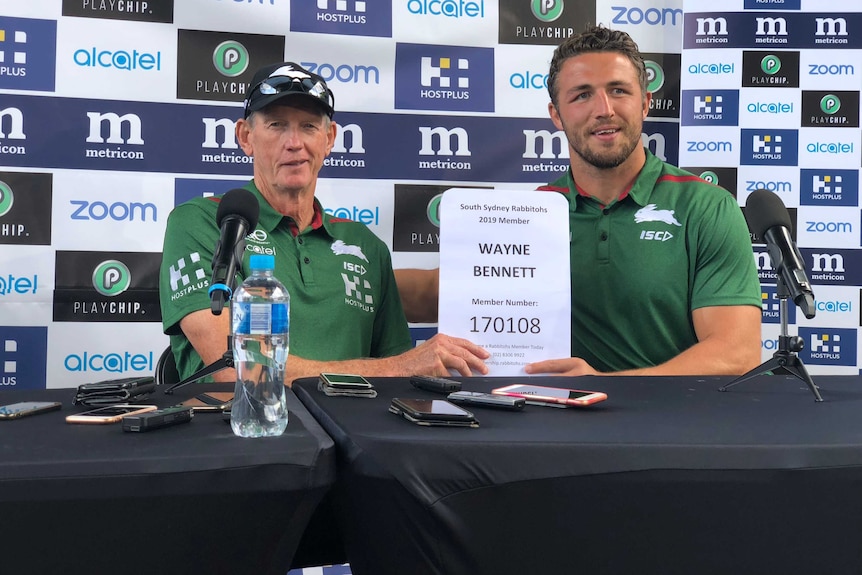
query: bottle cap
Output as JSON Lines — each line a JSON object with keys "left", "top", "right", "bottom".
{"left": 249, "top": 254, "right": 275, "bottom": 271}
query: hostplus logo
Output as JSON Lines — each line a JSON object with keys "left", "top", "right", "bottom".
{"left": 408, "top": 0, "right": 485, "bottom": 18}
{"left": 73, "top": 46, "right": 162, "bottom": 72}
{"left": 684, "top": 91, "right": 739, "bottom": 125}
{"left": 741, "top": 129, "right": 798, "bottom": 166}
{"left": 754, "top": 16, "right": 788, "bottom": 45}
{"left": 0, "top": 106, "right": 26, "bottom": 156}
{"left": 800, "top": 328, "right": 857, "bottom": 366}
{"left": 760, "top": 286, "right": 795, "bottom": 324}
{"left": 169, "top": 252, "right": 208, "bottom": 300}
{"left": 84, "top": 111, "right": 145, "bottom": 162}
{"left": 290, "top": 0, "right": 389, "bottom": 37}
{"left": 0, "top": 327, "right": 47, "bottom": 389}
{"left": 800, "top": 169, "right": 858, "bottom": 206}
{"left": 693, "top": 17, "right": 728, "bottom": 44}
{"left": 0, "top": 17, "right": 56, "bottom": 91}
{"left": 316, "top": 0, "right": 368, "bottom": 23}
{"left": 395, "top": 44, "right": 494, "bottom": 112}
{"left": 340, "top": 267, "right": 375, "bottom": 313}
{"left": 814, "top": 17, "right": 848, "bottom": 45}
{"left": 418, "top": 126, "right": 472, "bottom": 172}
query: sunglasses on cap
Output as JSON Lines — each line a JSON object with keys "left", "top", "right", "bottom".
{"left": 244, "top": 74, "right": 335, "bottom": 118}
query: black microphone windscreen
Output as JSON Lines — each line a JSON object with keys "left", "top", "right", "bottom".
{"left": 745, "top": 188, "right": 792, "bottom": 239}
{"left": 216, "top": 188, "right": 260, "bottom": 229}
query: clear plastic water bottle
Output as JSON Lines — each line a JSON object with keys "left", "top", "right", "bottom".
{"left": 230, "top": 254, "right": 289, "bottom": 438}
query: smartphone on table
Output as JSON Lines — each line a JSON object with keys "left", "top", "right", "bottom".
{"left": 447, "top": 391, "right": 525, "bottom": 411}
{"left": 491, "top": 384, "right": 607, "bottom": 408}
{"left": 179, "top": 392, "right": 234, "bottom": 412}
{"left": 389, "top": 397, "right": 479, "bottom": 427}
{"left": 0, "top": 401, "right": 62, "bottom": 420}
{"left": 65, "top": 404, "right": 158, "bottom": 424}
{"left": 319, "top": 373, "right": 374, "bottom": 390}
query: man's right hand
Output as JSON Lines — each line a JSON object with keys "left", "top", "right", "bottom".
{"left": 394, "top": 333, "right": 489, "bottom": 377}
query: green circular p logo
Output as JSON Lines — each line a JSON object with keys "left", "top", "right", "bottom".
{"left": 531, "top": 0, "right": 563, "bottom": 22}
{"left": 213, "top": 41, "right": 249, "bottom": 77}
{"left": 644, "top": 60, "right": 664, "bottom": 93}
{"left": 761, "top": 55, "right": 781, "bottom": 75}
{"left": 0, "top": 181, "right": 13, "bottom": 217}
{"left": 427, "top": 193, "right": 443, "bottom": 227}
{"left": 93, "top": 260, "right": 131, "bottom": 297}
{"left": 699, "top": 170, "right": 719, "bottom": 185}
{"left": 821, "top": 94, "right": 841, "bottom": 115}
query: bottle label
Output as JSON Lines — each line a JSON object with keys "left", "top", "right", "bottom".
{"left": 233, "top": 302, "right": 288, "bottom": 335}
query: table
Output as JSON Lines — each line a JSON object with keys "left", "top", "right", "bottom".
{"left": 293, "top": 374, "right": 862, "bottom": 575}
{"left": 0, "top": 383, "right": 335, "bottom": 575}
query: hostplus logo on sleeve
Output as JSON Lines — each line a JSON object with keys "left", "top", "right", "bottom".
{"left": 0, "top": 327, "right": 47, "bottom": 389}
{"left": 0, "top": 17, "right": 56, "bottom": 91}
{"left": 290, "top": 0, "right": 391, "bottom": 37}
{"left": 169, "top": 252, "right": 208, "bottom": 300}
{"left": 395, "top": 44, "right": 494, "bottom": 112}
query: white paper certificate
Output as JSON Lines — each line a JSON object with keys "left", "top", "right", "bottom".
{"left": 437, "top": 188, "right": 572, "bottom": 376}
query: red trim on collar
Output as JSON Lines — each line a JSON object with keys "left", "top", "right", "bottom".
{"left": 287, "top": 202, "right": 325, "bottom": 236}
{"left": 657, "top": 174, "right": 710, "bottom": 185}
{"left": 535, "top": 185, "right": 570, "bottom": 193}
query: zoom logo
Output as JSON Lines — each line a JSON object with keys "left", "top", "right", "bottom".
{"left": 92, "top": 260, "right": 131, "bottom": 297}
{"left": 533, "top": 0, "right": 563, "bottom": 22}
{"left": 301, "top": 62, "right": 380, "bottom": 84}
{"left": 610, "top": 5, "right": 681, "bottom": 26}
{"left": 70, "top": 200, "right": 157, "bottom": 221}
{"left": 213, "top": 40, "right": 249, "bottom": 77}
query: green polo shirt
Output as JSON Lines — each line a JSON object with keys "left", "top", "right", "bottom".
{"left": 159, "top": 182, "right": 411, "bottom": 381}
{"left": 538, "top": 149, "right": 761, "bottom": 372}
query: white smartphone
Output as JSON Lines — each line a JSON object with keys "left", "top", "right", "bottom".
{"left": 491, "top": 384, "right": 607, "bottom": 407}
{"left": 65, "top": 404, "right": 158, "bottom": 424}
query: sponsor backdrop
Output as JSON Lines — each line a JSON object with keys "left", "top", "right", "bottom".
{"left": 0, "top": 0, "right": 856, "bottom": 404}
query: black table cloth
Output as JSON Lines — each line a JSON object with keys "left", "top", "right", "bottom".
{"left": 293, "top": 374, "right": 862, "bottom": 575}
{"left": 0, "top": 383, "right": 335, "bottom": 575}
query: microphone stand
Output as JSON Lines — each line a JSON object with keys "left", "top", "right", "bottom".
{"left": 163, "top": 336, "right": 234, "bottom": 395}
{"left": 718, "top": 279, "right": 822, "bottom": 402}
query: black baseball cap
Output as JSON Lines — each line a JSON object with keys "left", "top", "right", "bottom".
{"left": 243, "top": 62, "right": 335, "bottom": 119}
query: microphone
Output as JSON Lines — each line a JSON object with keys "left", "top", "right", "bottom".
{"left": 745, "top": 189, "right": 815, "bottom": 319}
{"left": 208, "top": 188, "right": 260, "bottom": 315}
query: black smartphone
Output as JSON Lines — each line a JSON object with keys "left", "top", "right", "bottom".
{"left": 389, "top": 397, "right": 478, "bottom": 427}
{"left": 0, "top": 401, "right": 62, "bottom": 420}
{"left": 123, "top": 405, "right": 194, "bottom": 432}
{"left": 410, "top": 375, "right": 461, "bottom": 394}
{"left": 447, "top": 391, "right": 525, "bottom": 411}
{"left": 180, "top": 392, "right": 234, "bottom": 412}
{"left": 319, "top": 373, "right": 373, "bottom": 389}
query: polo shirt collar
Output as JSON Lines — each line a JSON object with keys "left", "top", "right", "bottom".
{"left": 564, "top": 148, "right": 662, "bottom": 209}
{"left": 243, "top": 180, "right": 330, "bottom": 237}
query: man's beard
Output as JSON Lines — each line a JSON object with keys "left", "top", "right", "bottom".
{"left": 569, "top": 126, "right": 641, "bottom": 170}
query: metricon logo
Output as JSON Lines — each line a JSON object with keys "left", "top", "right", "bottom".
{"left": 821, "top": 94, "right": 841, "bottom": 115}
{"left": 762, "top": 55, "right": 781, "bottom": 75}
{"left": 532, "top": 0, "right": 563, "bottom": 22}
{"left": 0, "top": 180, "right": 12, "bottom": 217}
{"left": 426, "top": 193, "right": 443, "bottom": 227}
{"left": 213, "top": 41, "right": 249, "bottom": 77}
{"left": 93, "top": 260, "right": 131, "bottom": 297}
